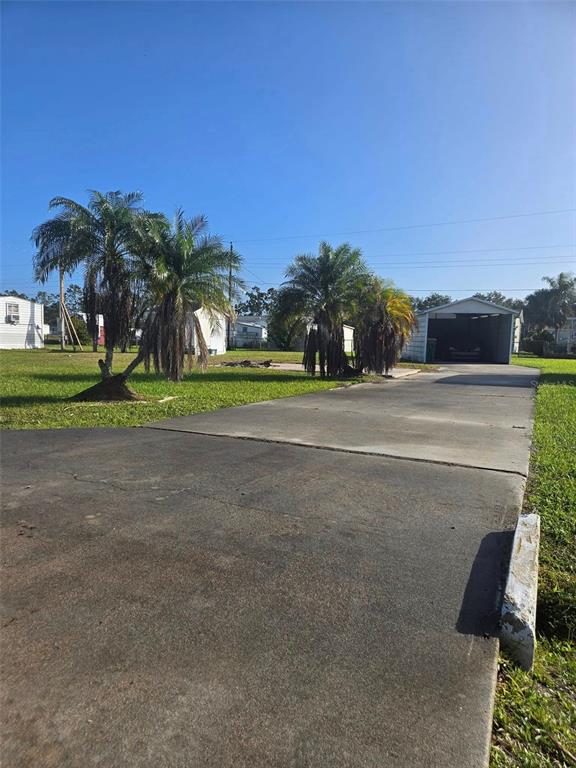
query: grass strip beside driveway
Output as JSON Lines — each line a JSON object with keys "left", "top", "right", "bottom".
{"left": 0, "top": 350, "right": 347, "bottom": 430}
{"left": 491, "top": 355, "right": 576, "bottom": 768}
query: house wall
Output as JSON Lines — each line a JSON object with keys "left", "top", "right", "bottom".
{"left": 343, "top": 325, "right": 354, "bottom": 354}
{"left": 513, "top": 316, "right": 522, "bottom": 354}
{"left": 401, "top": 314, "right": 428, "bottom": 362}
{"left": 0, "top": 296, "right": 44, "bottom": 349}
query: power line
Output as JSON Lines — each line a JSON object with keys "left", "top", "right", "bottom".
{"left": 225, "top": 208, "right": 576, "bottom": 244}
{"left": 244, "top": 243, "right": 576, "bottom": 264}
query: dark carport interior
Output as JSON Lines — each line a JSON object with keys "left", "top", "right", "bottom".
{"left": 427, "top": 313, "right": 513, "bottom": 363}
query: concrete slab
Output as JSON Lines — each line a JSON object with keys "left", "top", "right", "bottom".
{"left": 1, "top": 427, "right": 524, "bottom": 768}
{"left": 149, "top": 364, "right": 538, "bottom": 475}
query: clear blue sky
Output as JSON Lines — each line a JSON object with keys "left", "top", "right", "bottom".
{"left": 2, "top": 1, "right": 575, "bottom": 301}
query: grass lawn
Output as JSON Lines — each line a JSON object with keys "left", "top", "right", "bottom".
{"left": 0, "top": 348, "right": 435, "bottom": 430}
{"left": 491, "top": 354, "right": 576, "bottom": 768}
{"left": 0, "top": 349, "right": 356, "bottom": 429}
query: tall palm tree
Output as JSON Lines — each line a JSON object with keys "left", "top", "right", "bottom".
{"left": 281, "top": 241, "right": 369, "bottom": 377}
{"left": 542, "top": 272, "right": 576, "bottom": 333}
{"left": 353, "top": 278, "right": 416, "bottom": 375}
{"left": 32, "top": 190, "right": 157, "bottom": 374}
{"left": 132, "top": 210, "right": 241, "bottom": 382}
{"left": 70, "top": 211, "right": 241, "bottom": 400}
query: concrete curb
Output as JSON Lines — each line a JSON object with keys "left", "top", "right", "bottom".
{"left": 500, "top": 513, "right": 540, "bottom": 670}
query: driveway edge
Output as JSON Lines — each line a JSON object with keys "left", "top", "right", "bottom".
{"left": 500, "top": 513, "right": 540, "bottom": 670}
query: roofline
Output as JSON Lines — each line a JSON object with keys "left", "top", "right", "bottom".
{"left": 416, "top": 296, "right": 520, "bottom": 316}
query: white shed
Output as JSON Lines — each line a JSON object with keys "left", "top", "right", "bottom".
{"left": 402, "top": 297, "right": 521, "bottom": 364}
{"left": 0, "top": 296, "right": 45, "bottom": 349}
{"left": 189, "top": 308, "right": 227, "bottom": 355}
{"left": 343, "top": 324, "right": 354, "bottom": 354}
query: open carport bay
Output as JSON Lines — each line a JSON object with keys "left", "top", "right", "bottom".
{"left": 427, "top": 313, "right": 514, "bottom": 363}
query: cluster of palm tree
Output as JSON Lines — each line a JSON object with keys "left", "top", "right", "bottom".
{"left": 33, "top": 190, "right": 241, "bottom": 398}
{"left": 32, "top": 190, "right": 416, "bottom": 399}
{"left": 277, "top": 242, "right": 416, "bottom": 377}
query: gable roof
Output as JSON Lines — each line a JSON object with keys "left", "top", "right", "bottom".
{"left": 416, "top": 296, "right": 520, "bottom": 316}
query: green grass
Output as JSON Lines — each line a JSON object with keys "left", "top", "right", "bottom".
{"left": 491, "top": 354, "right": 576, "bottom": 768}
{"left": 0, "top": 349, "right": 351, "bottom": 430}
{"left": 0, "top": 348, "right": 436, "bottom": 430}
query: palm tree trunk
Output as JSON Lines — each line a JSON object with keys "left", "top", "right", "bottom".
{"left": 72, "top": 350, "right": 144, "bottom": 401}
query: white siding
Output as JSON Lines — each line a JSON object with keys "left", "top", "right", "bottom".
{"left": 401, "top": 314, "right": 427, "bottom": 362}
{"left": 513, "top": 317, "right": 522, "bottom": 354}
{"left": 0, "top": 297, "right": 44, "bottom": 349}
{"left": 191, "top": 308, "right": 227, "bottom": 355}
{"left": 343, "top": 324, "right": 354, "bottom": 354}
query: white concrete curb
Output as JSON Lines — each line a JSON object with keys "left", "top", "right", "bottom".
{"left": 500, "top": 513, "right": 540, "bottom": 670}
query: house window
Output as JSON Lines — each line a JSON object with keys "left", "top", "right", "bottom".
{"left": 6, "top": 302, "right": 19, "bottom": 322}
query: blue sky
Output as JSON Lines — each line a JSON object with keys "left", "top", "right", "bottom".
{"left": 2, "top": 1, "right": 575, "bottom": 301}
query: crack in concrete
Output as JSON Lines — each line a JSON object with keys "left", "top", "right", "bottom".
{"left": 142, "top": 425, "right": 529, "bottom": 478}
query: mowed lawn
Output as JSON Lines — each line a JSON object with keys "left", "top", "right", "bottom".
{"left": 492, "top": 355, "right": 576, "bottom": 768}
{"left": 0, "top": 349, "right": 348, "bottom": 430}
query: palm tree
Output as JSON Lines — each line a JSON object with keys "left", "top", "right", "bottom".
{"left": 135, "top": 211, "right": 241, "bottom": 382}
{"left": 71, "top": 211, "right": 241, "bottom": 400}
{"left": 542, "top": 272, "right": 576, "bottom": 334}
{"left": 524, "top": 272, "right": 576, "bottom": 333}
{"left": 353, "top": 278, "right": 416, "bottom": 375}
{"left": 281, "top": 241, "right": 369, "bottom": 377}
{"left": 32, "top": 190, "right": 157, "bottom": 374}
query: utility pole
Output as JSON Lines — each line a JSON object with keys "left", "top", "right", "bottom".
{"left": 59, "top": 266, "right": 65, "bottom": 351}
{"left": 227, "top": 242, "right": 233, "bottom": 350}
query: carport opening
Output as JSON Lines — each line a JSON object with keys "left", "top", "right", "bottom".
{"left": 427, "top": 313, "right": 512, "bottom": 363}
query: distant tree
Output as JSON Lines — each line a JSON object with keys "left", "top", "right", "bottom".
{"left": 472, "top": 291, "right": 524, "bottom": 312}
{"left": 267, "top": 290, "right": 307, "bottom": 350}
{"left": 65, "top": 284, "right": 83, "bottom": 314}
{"left": 412, "top": 293, "right": 451, "bottom": 311}
{"left": 235, "top": 286, "right": 277, "bottom": 316}
{"left": 524, "top": 272, "right": 576, "bottom": 331}
{"left": 35, "top": 291, "right": 60, "bottom": 325}
{"left": 69, "top": 315, "right": 91, "bottom": 346}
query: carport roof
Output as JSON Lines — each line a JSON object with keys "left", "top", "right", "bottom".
{"left": 416, "top": 296, "right": 520, "bottom": 316}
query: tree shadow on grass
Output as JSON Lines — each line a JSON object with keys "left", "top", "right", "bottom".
{"left": 29, "top": 370, "right": 320, "bottom": 385}
{"left": 1, "top": 394, "right": 68, "bottom": 406}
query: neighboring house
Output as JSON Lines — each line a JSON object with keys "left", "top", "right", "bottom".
{"left": 402, "top": 297, "right": 522, "bottom": 364}
{"left": 190, "top": 308, "right": 227, "bottom": 355}
{"left": 233, "top": 316, "right": 268, "bottom": 348}
{"left": 0, "top": 295, "right": 45, "bottom": 349}
{"left": 51, "top": 313, "right": 106, "bottom": 346}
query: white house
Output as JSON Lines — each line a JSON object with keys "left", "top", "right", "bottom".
{"left": 233, "top": 316, "right": 268, "bottom": 348}
{"left": 190, "top": 308, "right": 227, "bottom": 355}
{"left": 0, "top": 295, "right": 45, "bottom": 349}
{"left": 402, "top": 297, "right": 522, "bottom": 364}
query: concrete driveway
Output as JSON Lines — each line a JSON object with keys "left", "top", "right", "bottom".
{"left": 0, "top": 364, "right": 537, "bottom": 768}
